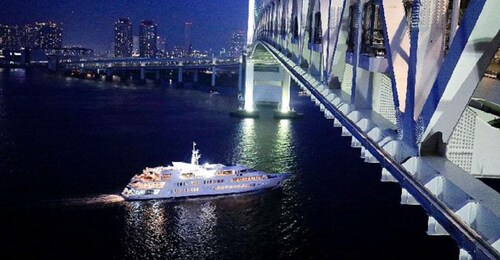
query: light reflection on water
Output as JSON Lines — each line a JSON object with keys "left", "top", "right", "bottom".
{"left": 123, "top": 201, "right": 167, "bottom": 259}
{"left": 173, "top": 201, "right": 218, "bottom": 258}
{"left": 123, "top": 200, "right": 220, "bottom": 259}
{"left": 233, "top": 117, "right": 297, "bottom": 174}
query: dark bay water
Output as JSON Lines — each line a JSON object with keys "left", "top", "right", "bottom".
{"left": 0, "top": 68, "right": 458, "bottom": 259}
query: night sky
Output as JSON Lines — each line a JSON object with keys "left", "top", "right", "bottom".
{"left": 0, "top": 0, "right": 249, "bottom": 52}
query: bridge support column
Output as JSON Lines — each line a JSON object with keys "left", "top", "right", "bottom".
{"left": 193, "top": 70, "right": 199, "bottom": 83}
{"left": 140, "top": 68, "right": 146, "bottom": 82}
{"left": 244, "top": 60, "right": 254, "bottom": 111}
{"left": 281, "top": 72, "right": 291, "bottom": 113}
{"left": 238, "top": 56, "right": 244, "bottom": 92}
{"left": 155, "top": 70, "right": 160, "bottom": 81}
{"left": 211, "top": 66, "right": 217, "bottom": 90}
{"left": 229, "top": 57, "right": 259, "bottom": 118}
{"left": 105, "top": 70, "right": 113, "bottom": 82}
{"left": 273, "top": 69, "right": 302, "bottom": 119}
{"left": 178, "top": 66, "right": 184, "bottom": 87}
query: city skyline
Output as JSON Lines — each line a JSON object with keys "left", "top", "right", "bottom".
{"left": 0, "top": 0, "right": 248, "bottom": 52}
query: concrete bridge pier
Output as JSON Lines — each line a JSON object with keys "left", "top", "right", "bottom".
{"left": 274, "top": 71, "right": 302, "bottom": 119}
{"left": 211, "top": 66, "right": 217, "bottom": 90}
{"left": 105, "top": 70, "right": 113, "bottom": 82}
{"left": 229, "top": 57, "right": 259, "bottom": 118}
{"left": 177, "top": 65, "right": 184, "bottom": 87}
{"left": 155, "top": 70, "right": 161, "bottom": 82}
{"left": 238, "top": 57, "right": 244, "bottom": 93}
{"left": 192, "top": 69, "right": 199, "bottom": 87}
{"left": 92, "top": 69, "right": 101, "bottom": 80}
{"left": 210, "top": 57, "right": 218, "bottom": 90}
{"left": 193, "top": 70, "right": 199, "bottom": 83}
{"left": 140, "top": 68, "right": 146, "bottom": 83}
{"left": 281, "top": 72, "right": 291, "bottom": 112}
{"left": 244, "top": 59, "right": 254, "bottom": 111}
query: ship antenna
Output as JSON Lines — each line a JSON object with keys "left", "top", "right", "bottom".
{"left": 191, "top": 142, "right": 201, "bottom": 165}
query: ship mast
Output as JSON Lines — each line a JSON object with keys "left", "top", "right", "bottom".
{"left": 191, "top": 142, "right": 201, "bottom": 165}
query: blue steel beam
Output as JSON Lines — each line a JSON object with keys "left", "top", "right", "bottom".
{"left": 403, "top": 0, "right": 419, "bottom": 148}
{"left": 350, "top": 1, "right": 362, "bottom": 105}
{"left": 259, "top": 40, "right": 500, "bottom": 260}
{"left": 420, "top": 0, "right": 500, "bottom": 142}
{"left": 374, "top": 0, "right": 402, "bottom": 110}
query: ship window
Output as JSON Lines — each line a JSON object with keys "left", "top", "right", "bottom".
{"left": 221, "top": 170, "right": 234, "bottom": 175}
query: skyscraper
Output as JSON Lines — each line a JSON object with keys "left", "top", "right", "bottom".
{"left": 114, "top": 18, "right": 133, "bottom": 58}
{"left": 139, "top": 20, "right": 157, "bottom": 58}
{"left": 156, "top": 36, "right": 166, "bottom": 53}
{"left": 25, "top": 22, "right": 63, "bottom": 49}
{"left": 132, "top": 36, "right": 140, "bottom": 57}
{"left": 229, "top": 30, "right": 245, "bottom": 57}
{"left": 183, "top": 21, "right": 192, "bottom": 55}
{"left": 0, "top": 24, "right": 22, "bottom": 49}
{"left": 156, "top": 35, "right": 166, "bottom": 58}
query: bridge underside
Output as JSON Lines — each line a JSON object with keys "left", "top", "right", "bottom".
{"left": 244, "top": 44, "right": 292, "bottom": 112}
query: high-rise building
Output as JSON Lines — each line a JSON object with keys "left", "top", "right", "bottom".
{"left": 0, "top": 24, "right": 22, "bottom": 49}
{"left": 25, "top": 22, "right": 63, "bottom": 49}
{"left": 156, "top": 36, "right": 166, "bottom": 53}
{"left": 132, "top": 36, "right": 140, "bottom": 57}
{"left": 183, "top": 21, "right": 193, "bottom": 55}
{"left": 156, "top": 35, "right": 167, "bottom": 58}
{"left": 139, "top": 20, "right": 157, "bottom": 58}
{"left": 229, "top": 30, "right": 245, "bottom": 57}
{"left": 114, "top": 18, "right": 133, "bottom": 58}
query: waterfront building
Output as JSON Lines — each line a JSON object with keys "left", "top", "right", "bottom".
{"left": 139, "top": 20, "right": 157, "bottom": 58}
{"left": 183, "top": 21, "right": 193, "bottom": 55}
{"left": 229, "top": 30, "right": 245, "bottom": 57}
{"left": 114, "top": 18, "right": 133, "bottom": 58}
{"left": 156, "top": 35, "right": 167, "bottom": 58}
{"left": 0, "top": 24, "right": 22, "bottom": 49}
{"left": 25, "top": 22, "right": 63, "bottom": 49}
{"left": 132, "top": 36, "right": 140, "bottom": 57}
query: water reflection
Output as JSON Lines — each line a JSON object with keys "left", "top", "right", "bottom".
{"left": 123, "top": 201, "right": 167, "bottom": 259}
{"left": 233, "top": 117, "right": 297, "bottom": 174}
{"left": 229, "top": 116, "right": 306, "bottom": 257}
{"left": 5, "top": 68, "right": 26, "bottom": 83}
{"left": 272, "top": 119, "right": 294, "bottom": 173}
{"left": 172, "top": 201, "right": 218, "bottom": 258}
{"left": 234, "top": 118, "right": 258, "bottom": 166}
{"left": 123, "top": 200, "right": 219, "bottom": 259}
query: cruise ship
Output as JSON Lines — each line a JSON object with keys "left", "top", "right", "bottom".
{"left": 121, "top": 143, "right": 290, "bottom": 200}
